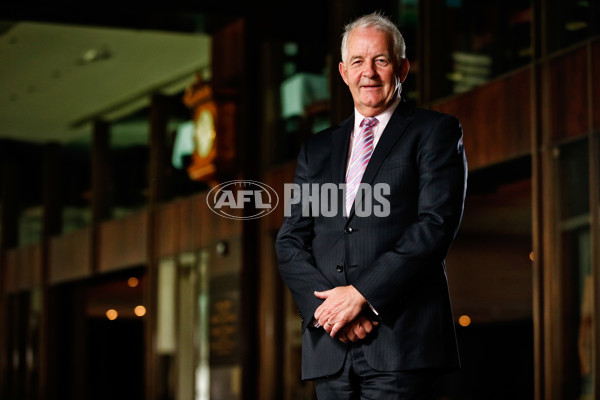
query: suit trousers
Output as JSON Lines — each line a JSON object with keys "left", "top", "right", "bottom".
{"left": 314, "top": 343, "right": 440, "bottom": 400}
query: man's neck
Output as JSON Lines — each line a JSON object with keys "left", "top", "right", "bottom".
{"left": 355, "top": 97, "right": 402, "bottom": 120}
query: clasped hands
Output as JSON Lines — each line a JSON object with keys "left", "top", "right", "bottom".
{"left": 313, "top": 285, "right": 379, "bottom": 344}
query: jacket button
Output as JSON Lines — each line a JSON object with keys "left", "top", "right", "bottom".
{"left": 336, "top": 265, "right": 344, "bottom": 273}
{"left": 345, "top": 227, "right": 353, "bottom": 233}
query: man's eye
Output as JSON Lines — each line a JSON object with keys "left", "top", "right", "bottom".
{"left": 376, "top": 59, "right": 389, "bottom": 65}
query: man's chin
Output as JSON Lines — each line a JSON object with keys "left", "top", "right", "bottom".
{"left": 359, "top": 99, "right": 386, "bottom": 110}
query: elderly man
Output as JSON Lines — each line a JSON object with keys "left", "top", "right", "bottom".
{"left": 276, "top": 12, "right": 467, "bottom": 399}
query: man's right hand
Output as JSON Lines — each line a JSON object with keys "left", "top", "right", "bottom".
{"left": 336, "top": 314, "right": 379, "bottom": 344}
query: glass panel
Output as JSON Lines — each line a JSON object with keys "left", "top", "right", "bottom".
{"left": 10, "top": 141, "right": 44, "bottom": 246}
{"left": 110, "top": 110, "right": 149, "bottom": 219}
{"left": 558, "top": 140, "right": 590, "bottom": 219}
{"left": 177, "top": 253, "right": 197, "bottom": 400}
{"left": 19, "top": 206, "right": 43, "bottom": 246}
{"left": 557, "top": 138, "right": 593, "bottom": 399}
{"left": 277, "top": 40, "right": 331, "bottom": 165}
{"left": 162, "top": 246, "right": 241, "bottom": 400}
{"left": 157, "top": 257, "right": 177, "bottom": 400}
{"left": 195, "top": 250, "right": 211, "bottom": 400}
{"left": 209, "top": 271, "right": 242, "bottom": 400}
{"left": 427, "top": 0, "right": 532, "bottom": 100}
{"left": 62, "top": 138, "right": 93, "bottom": 234}
{"left": 546, "top": 0, "right": 600, "bottom": 54}
{"left": 397, "top": 0, "right": 419, "bottom": 102}
{"left": 6, "top": 290, "right": 41, "bottom": 399}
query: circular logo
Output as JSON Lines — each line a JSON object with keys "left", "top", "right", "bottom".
{"left": 206, "top": 180, "right": 279, "bottom": 220}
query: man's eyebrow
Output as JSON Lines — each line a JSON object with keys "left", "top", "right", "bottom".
{"left": 347, "top": 53, "right": 391, "bottom": 64}
{"left": 349, "top": 53, "right": 390, "bottom": 61}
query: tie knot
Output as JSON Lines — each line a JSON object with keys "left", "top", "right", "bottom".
{"left": 360, "top": 117, "right": 378, "bottom": 128}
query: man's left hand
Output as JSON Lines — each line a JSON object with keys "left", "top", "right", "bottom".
{"left": 313, "top": 285, "right": 367, "bottom": 338}
{"left": 336, "top": 314, "right": 379, "bottom": 344}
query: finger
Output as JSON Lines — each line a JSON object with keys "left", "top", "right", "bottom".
{"left": 314, "top": 303, "right": 324, "bottom": 320}
{"left": 338, "top": 334, "right": 349, "bottom": 344}
{"left": 313, "top": 290, "right": 330, "bottom": 299}
{"left": 314, "top": 310, "right": 321, "bottom": 322}
{"left": 361, "top": 320, "right": 373, "bottom": 334}
{"left": 314, "top": 302, "right": 333, "bottom": 322}
{"left": 347, "top": 329, "right": 359, "bottom": 342}
{"left": 314, "top": 305, "right": 328, "bottom": 324}
{"left": 354, "top": 324, "right": 367, "bottom": 340}
{"left": 323, "top": 321, "right": 333, "bottom": 334}
{"left": 330, "top": 322, "right": 344, "bottom": 338}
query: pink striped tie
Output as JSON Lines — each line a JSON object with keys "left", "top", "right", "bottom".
{"left": 346, "top": 117, "right": 378, "bottom": 216}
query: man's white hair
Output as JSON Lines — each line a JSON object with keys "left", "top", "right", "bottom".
{"left": 340, "top": 12, "right": 406, "bottom": 66}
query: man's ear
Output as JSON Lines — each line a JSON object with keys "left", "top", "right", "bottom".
{"left": 398, "top": 58, "right": 410, "bottom": 83}
{"left": 339, "top": 62, "right": 349, "bottom": 86}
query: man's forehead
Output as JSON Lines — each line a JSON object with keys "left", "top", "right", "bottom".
{"left": 348, "top": 28, "right": 391, "bottom": 47}
{"left": 347, "top": 30, "right": 392, "bottom": 55}
{"left": 349, "top": 26, "right": 389, "bottom": 39}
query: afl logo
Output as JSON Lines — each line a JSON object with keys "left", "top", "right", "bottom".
{"left": 206, "top": 180, "right": 279, "bottom": 220}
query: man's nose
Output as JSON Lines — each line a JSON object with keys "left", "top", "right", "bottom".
{"left": 362, "top": 61, "right": 377, "bottom": 78}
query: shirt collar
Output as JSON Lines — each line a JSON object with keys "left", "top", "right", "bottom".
{"left": 353, "top": 97, "right": 402, "bottom": 136}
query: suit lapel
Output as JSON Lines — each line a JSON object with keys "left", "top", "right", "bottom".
{"left": 361, "top": 100, "right": 414, "bottom": 185}
{"left": 329, "top": 115, "right": 353, "bottom": 220}
{"left": 330, "top": 115, "right": 353, "bottom": 185}
{"left": 348, "top": 100, "right": 414, "bottom": 219}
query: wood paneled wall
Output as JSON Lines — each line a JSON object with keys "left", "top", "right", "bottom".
{"left": 155, "top": 193, "right": 242, "bottom": 258}
{"left": 265, "top": 162, "right": 296, "bottom": 232}
{"left": 3, "top": 194, "right": 242, "bottom": 293}
{"left": 4, "top": 245, "right": 42, "bottom": 293}
{"left": 431, "top": 68, "right": 532, "bottom": 171}
{"left": 48, "top": 228, "right": 92, "bottom": 285}
{"left": 592, "top": 41, "right": 600, "bottom": 132}
{"left": 446, "top": 234, "right": 533, "bottom": 323}
{"left": 97, "top": 212, "right": 148, "bottom": 273}
{"left": 547, "top": 47, "right": 590, "bottom": 141}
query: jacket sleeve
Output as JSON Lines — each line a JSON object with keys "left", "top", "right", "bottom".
{"left": 275, "top": 142, "right": 335, "bottom": 332}
{"left": 352, "top": 115, "right": 468, "bottom": 314}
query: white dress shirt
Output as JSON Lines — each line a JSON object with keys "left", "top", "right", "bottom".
{"left": 348, "top": 97, "right": 402, "bottom": 159}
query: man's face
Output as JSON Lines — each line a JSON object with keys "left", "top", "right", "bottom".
{"left": 339, "top": 27, "right": 409, "bottom": 117}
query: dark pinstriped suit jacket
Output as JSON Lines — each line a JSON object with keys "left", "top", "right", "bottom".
{"left": 276, "top": 99, "right": 467, "bottom": 380}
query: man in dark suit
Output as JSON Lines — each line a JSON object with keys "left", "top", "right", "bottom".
{"left": 276, "top": 12, "right": 467, "bottom": 399}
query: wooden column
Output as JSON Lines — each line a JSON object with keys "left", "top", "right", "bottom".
{"left": 329, "top": 0, "right": 357, "bottom": 123}
{"left": 530, "top": 1, "right": 546, "bottom": 399}
{"left": 0, "top": 144, "right": 18, "bottom": 399}
{"left": 419, "top": 0, "right": 453, "bottom": 105}
{"left": 39, "top": 142, "right": 62, "bottom": 400}
{"left": 0, "top": 145, "right": 19, "bottom": 250}
{"left": 42, "top": 143, "right": 63, "bottom": 238}
{"left": 240, "top": 13, "right": 260, "bottom": 400}
{"left": 149, "top": 94, "right": 169, "bottom": 204}
{"left": 586, "top": 39, "right": 599, "bottom": 400}
{"left": 91, "top": 121, "right": 111, "bottom": 224}
{"left": 145, "top": 93, "right": 169, "bottom": 400}
{"left": 91, "top": 120, "right": 111, "bottom": 280}
{"left": 256, "top": 41, "right": 285, "bottom": 400}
